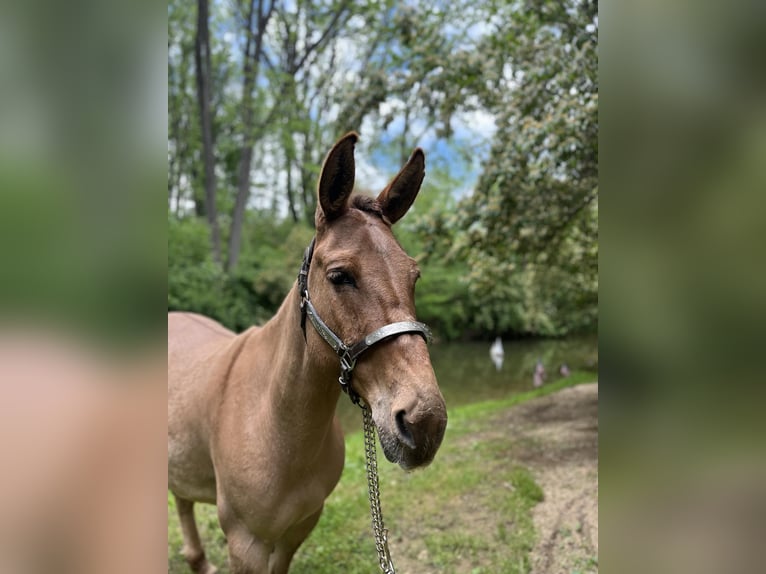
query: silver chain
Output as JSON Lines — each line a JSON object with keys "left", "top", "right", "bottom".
{"left": 362, "top": 405, "right": 397, "bottom": 574}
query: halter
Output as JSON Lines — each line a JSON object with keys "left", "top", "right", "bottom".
{"left": 298, "top": 237, "right": 433, "bottom": 407}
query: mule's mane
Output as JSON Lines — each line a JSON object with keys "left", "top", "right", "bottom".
{"left": 350, "top": 195, "right": 391, "bottom": 225}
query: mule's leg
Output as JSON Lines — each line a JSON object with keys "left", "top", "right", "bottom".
{"left": 268, "top": 506, "right": 324, "bottom": 574}
{"left": 222, "top": 522, "right": 271, "bottom": 573}
{"left": 174, "top": 495, "right": 218, "bottom": 574}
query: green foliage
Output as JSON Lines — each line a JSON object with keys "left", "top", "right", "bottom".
{"left": 245, "top": 219, "right": 315, "bottom": 312}
{"left": 168, "top": 215, "right": 258, "bottom": 331}
{"left": 168, "top": 213, "right": 314, "bottom": 332}
{"left": 414, "top": 262, "right": 471, "bottom": 341}
{"left": 414, "top": 0, "right": 599, "bottom": 338}
{"left": 168, "top": 0, "right": 598, "bottom": 340}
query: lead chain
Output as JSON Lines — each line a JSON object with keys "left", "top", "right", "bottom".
{"left": 362, "top": 405, "right": 397, "bottom": 574}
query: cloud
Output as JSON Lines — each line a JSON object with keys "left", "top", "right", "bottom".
{"left": 355, "top": 153, "right": 391, "bottom": 193}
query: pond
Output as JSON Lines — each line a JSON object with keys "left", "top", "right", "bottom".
{"left": 336, "top": 334, "right": 598, "bottom": 433}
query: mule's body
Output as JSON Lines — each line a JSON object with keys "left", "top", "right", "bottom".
{"left": 168, "top": 133, "right": 447, "bottom": 574}
{"left": 168, "top": 300, "right": 344, "bottom": 573}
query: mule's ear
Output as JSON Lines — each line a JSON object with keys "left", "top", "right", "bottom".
{"left": 377, "top": 148, "right": 425, "bottom": 224}
{"left": 317, "top": 131, "right": 358, "bottom": 221}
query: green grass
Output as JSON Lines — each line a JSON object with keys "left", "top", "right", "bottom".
{"left": 168, "top": 373, "right": 594, "bottom": 573}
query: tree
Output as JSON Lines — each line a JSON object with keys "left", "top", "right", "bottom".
{"left": 194, "top": 0, "right": 222, "bottom": 264}
{"left": 168, "top": 0, "right": 201, "bottom": 217}
{"left": 168, "top": 0, "right": 599, "bottom": 339}
{"left": 442, "top": 0, "right": 599, "bottom": 335}
{"left": 227, "top": 0, "right": 276, "bottom": 272}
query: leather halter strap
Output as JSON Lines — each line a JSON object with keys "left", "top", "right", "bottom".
{"left": 298, "top": 237, "right": 432, "bottom": 406}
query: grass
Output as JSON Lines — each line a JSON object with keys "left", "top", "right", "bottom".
{"left": 168, "top": 372, "right": 594, "bottom": 573}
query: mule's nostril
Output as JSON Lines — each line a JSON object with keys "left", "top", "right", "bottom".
{"left": 395, "top": 409, "right": 416, "bottom": 449}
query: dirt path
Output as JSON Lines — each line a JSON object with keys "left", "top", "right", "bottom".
{"left": 508, "top": 383, "right": 599, "bottom": 573}
{"left": 395, "top": 382, "right": 599, "bottom": 574}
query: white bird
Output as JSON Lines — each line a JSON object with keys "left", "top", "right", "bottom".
{"left": 533, "top": 359, "right": 546, "bottom": 387}
{"left": 489, "top": 337, "right": 504, "bottom": 371}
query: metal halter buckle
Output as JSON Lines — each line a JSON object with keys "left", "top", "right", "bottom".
{"left": 338, "top": 353, "right": 361, "bottom": 404}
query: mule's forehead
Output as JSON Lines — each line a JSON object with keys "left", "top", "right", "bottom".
{"left": 319, "top": 210, "right": 416, "bottom": 268}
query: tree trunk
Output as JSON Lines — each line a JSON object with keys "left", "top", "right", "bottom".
{"left": 194, "top": 0, "right": 222, "bottom": 265}
{"left": 227, "top": 0, "right": 274, "bottom": 273}
{"left": 300, "top": 132, "right": 316, "bottom": 227}
{"left": 284, "top": 139, "right": 299, "bottom": 223}
{"left": 282, "top": 76, "right": 300, "bottom": 223}
{"left": 191, "top": 164, "right": 206, "bottom": 217}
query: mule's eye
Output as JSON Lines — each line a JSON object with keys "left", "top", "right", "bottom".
{"left": 327, "top": 269, "right": 356, "bottom": 287}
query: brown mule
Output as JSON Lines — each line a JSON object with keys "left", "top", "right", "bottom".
{"left": 168, "top": 132, "right": 447, "bottom": 573}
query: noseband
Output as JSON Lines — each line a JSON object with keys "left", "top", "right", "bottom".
{"left": 298, "top": 237, "right": 432, "bottom": 407}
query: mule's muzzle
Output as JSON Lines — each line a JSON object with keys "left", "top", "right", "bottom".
{"left": 378, "top": 399, "right": 447, "bottom": 470}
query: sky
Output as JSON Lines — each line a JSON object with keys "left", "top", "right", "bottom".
{"left": 358, "top": 107, "right": 496, "bottom": 200}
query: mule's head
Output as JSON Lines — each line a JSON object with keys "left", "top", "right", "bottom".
{"left": 306, "top": 132, "right": 447, "bottom": 470}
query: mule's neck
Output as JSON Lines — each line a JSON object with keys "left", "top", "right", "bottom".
{"left": 253, "top": 282, "right": 343, "bottom": 434}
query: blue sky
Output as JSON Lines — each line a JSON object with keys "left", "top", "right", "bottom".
{"left": 360, "top": 106, "right": 497, "bottom": 200}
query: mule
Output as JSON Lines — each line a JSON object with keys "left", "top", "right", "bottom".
{"left": 168, "top": 132, "right": 447, "bottom": 574}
